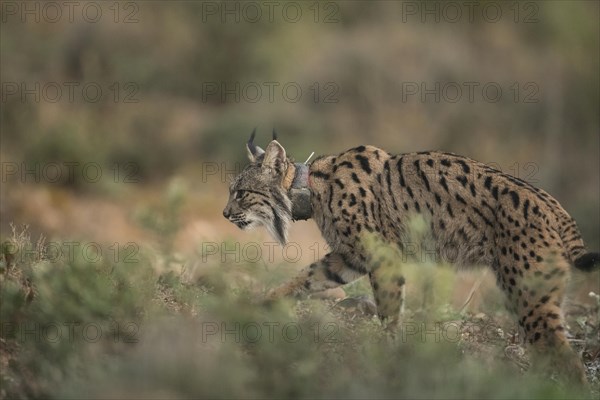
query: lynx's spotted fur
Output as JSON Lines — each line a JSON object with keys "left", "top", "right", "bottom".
{"left": 223, "top": 132, "right": 599, "bottom": 384}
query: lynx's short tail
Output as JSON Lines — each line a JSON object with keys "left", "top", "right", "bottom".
{"left": 556, "top": 214, "right": 598, "bottom": 271}
{"left": 573, "top": 252, "right": 600, "bottom": 272}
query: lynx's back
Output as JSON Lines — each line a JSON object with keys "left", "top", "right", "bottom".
{"left": 308, "top": 146, "right": 586, "bottom": 271}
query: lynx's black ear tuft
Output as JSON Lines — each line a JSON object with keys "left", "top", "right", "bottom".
{"left": 272, "top": 128, "right": 278, "bottom": 141}
{"left": 246, "top": 128, "right": 265, "bottom": 162}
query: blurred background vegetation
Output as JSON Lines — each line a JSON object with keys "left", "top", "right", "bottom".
{"left": 1, "top": 1, "right": 599, "bottom": 398}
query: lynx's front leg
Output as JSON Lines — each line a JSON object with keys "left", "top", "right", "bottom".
{"left": 266, "top": 252, "right": 366, "bottom": 300}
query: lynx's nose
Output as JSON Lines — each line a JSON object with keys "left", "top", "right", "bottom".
{"left": 223, "top": 208, "right": 231, "bottom": 219}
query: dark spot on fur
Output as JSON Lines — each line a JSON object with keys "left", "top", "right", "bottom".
{"left": 440, "top": 176, "right": 449, "bottom": 193}
{"left": 355, "top": 155, "right": 372, "bottom": 174}
{"left": 311, "top": 171, "right": 330, "bottom": 180}
{"left": 484, "top": 176, "right": 492, "bottom": 190}
{"left": 456, "top": 160, "right": 470, "bottom": 174}
{"left": 523, "top": 199, "right": 530, "bottom": 219}
{"left": 509, "top": 191, "right": 520, "bottom": 209}
{"left": 492, "top": 186, "right": 499, "bottom": 200}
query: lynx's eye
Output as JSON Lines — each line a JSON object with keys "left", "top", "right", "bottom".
{"left": 234, "top": 190, "right": 243, "bottom": 200}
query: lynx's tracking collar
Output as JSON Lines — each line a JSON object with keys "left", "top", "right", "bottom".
{"left": 290, "top": 163, "right": 312, "bottom": 221}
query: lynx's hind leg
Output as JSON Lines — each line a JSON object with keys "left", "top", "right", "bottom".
{"left": 495, "top": 234, "right": 587, "bottom": 385}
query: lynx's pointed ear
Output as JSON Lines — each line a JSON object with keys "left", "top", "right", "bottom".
{"left": 247, "top": 145, "right": 265, "bottom": 163}
{"left": 262, "top": 140, "right": 287, "bottom": 175}
{"left": 246, "top": 129, "right": 265, "bottom": 162}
